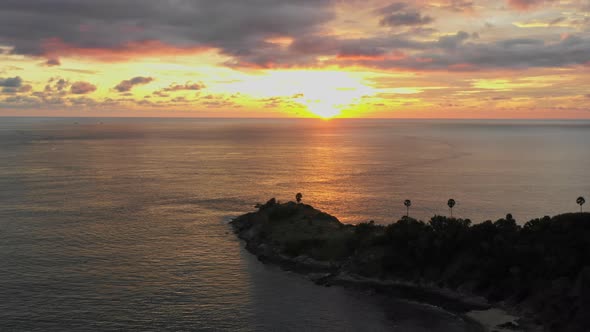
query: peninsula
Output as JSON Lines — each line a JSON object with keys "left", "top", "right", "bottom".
{"left": 231, "top": 198, "right": 590, "bottom": 332}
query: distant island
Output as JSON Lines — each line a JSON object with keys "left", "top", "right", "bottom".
{"left": 231, "top": 197, "right": 590, "bottom": 332}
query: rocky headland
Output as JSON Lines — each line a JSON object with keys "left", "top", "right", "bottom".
{"left": 231, "top": 198, "right": 590, "bottom": 331}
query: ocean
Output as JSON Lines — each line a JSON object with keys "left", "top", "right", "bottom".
{"left": 0, "top": 117, "right": 589, "bottom": 331}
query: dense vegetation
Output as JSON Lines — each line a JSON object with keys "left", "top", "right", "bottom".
{"left": 351, "top": 214, "right": 590, "bottom": 330}
{"left": 232, "top": 198, "right": 590, "bottom": 331}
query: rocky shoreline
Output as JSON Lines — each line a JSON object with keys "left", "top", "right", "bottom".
{"left": 231, "top": 198, "right": 590, "bottom": 331}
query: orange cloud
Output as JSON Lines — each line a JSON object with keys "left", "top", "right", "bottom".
{"left": 507, "top": 0, "right": 554, "bottom": 10}
{"left": 41, "top": 38, "right": 213, "bottom": 63}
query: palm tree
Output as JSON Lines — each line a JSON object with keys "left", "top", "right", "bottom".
{"left": 404, "top": 199, "right": 412, "bottom": 217}
{"left": 296, "top": 193, "right": 303, "bottom": 204}
{"left": 577, "top": 196, "right": 586, "bottom": 213}
{"left": 447, "top": 199, "right": 456, "bottom": 218}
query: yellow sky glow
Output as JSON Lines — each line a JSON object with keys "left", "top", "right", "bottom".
{"left": 0, "top": 0, "right": 589, "bottom": 118}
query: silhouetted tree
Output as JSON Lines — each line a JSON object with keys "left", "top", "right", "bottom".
{"left": 448, "top": 199, "right": 456, "bottom": 218}
{"left": 577, "top": 196, "right": 586, "bottom": 213}
{"left": 404, "top": 199, "right": 412, "bottom": 217}
{"left": 296, "top": 193, "right": 303, "bottom": 204}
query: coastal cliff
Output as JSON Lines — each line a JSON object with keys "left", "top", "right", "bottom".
{"left": 231, "top": 198, "right": 590, "bottom": 331}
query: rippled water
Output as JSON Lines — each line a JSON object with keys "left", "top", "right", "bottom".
{"left": 0, "top": 117, "right": 589, "bottom": 331}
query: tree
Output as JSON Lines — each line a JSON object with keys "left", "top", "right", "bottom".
{"left": 448, "top": 199, "right": 456, "bottom": 218}
{"left": 296, "top": 193, "right": 303, "bottom": 204}
{"left": 577, "top": 196, "right": 586, "bottom": 213}
{"left": 404, "top": 199, "right": 412, "bottom": 217}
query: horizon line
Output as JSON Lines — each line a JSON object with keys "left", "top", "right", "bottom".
{"left": 1, "top": 115, "right": 590, "bottom": 121}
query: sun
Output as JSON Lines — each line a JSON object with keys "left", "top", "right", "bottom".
{"left": 306, "top": 102, "right": 343, "bottom": 119}
{"left": 297, "top": 92, "right": 350, "bottom": 119}
{"left": 223, "top": 69, "right": 375, "bottom": 118}
{"left": 287, "top": 71, "right": 374, "bottom": 118}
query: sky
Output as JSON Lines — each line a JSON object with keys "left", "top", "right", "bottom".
{"left": 0, "top": 0, "right": 589, "bottom": 118}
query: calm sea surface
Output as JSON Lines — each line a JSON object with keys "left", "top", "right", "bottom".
{"left": 1, "top": 117, "right": 589, "bottom": 331}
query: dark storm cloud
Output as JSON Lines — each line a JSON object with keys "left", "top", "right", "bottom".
{"left": 335, "top": 34, "right": 590, "bottom": 70}
{"left": 0, "top": 76, "right": 32, "bottom": 94}
{"left": 377, "top": 2, "right": 434, "bottom": 27}
{"left": 114, "top": 76, "right": 154, "bottom": 92}
{"left": 291, "top": 30, "right": 431, "bottom": 60}
{"left": 0, "top": 76, "right": 23, "bottom": 87}
{"left": 0, "top": 0, "right": 334, "bottom": 65}
{"left": 301, "top": 30, "right": 468, "bottom": 60}
{"left": 436, "top": 31, "right": 471, "bottom": 49}
{"left": 0, "top": 1, "right": 588, "bottom": 71}
{"left": 1, "top": 84, "right": 32, "bottom": 94}
{"left": 284, "top": 26, "right": 590, "bottom": 71}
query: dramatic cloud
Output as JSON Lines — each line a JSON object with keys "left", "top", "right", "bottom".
{"left": 0, "top": 0, "right": 589, "bottom": 118}
{"left": 70, "top": 81, "right": 97, "bottom": 94}
{"left": 114, "top": 76, "right": 154, "bottom": 92}
{"left": 0, "top": 0, "right": 334, "bottom": 66}
{"left": 436, "top": 31, "right": 472, "bottom": 49}
{"left": 0, "top": 76, "right": 23, "bottom": 87}
{"left": 377, "top": 3, "right": 434, "bottom": 27}
{"left": 0, "top": 76, "right": 32, "bottom": 94}
{"left": 0, "top": 0, "right": 587, "bottom": 71}
{"left": 330, "top": 32, "right": 590, "bottom": 71}
{"left": 2, "top": 85, "right": 32, "bottom": 94}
